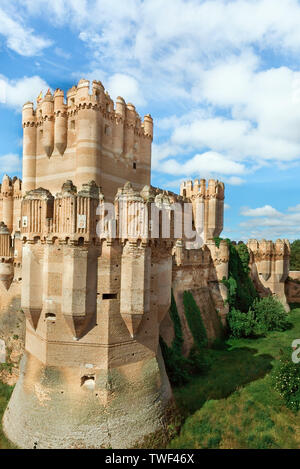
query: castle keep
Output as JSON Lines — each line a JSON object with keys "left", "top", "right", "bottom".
{"left": 0, "top": 79, "right": 291, "bottom": 448}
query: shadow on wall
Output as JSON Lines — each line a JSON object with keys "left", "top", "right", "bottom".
{"left": 160, "top": 245, "right": 227, "bottom": 356}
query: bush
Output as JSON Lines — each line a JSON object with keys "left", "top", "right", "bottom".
{"left": 228, "top": 297, "right": 291, "bottom": 338}
{"left": 227, "top": 307, "right": 256, "bottom": 338}
{"left": 250, "top": 296, "right": 291, "bottom": 335}
{"left": 272, "top": 348, "right": 300, "bottom": 412}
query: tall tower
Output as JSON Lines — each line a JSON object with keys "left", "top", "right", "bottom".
{"left": 20, "top": 79, "right": 153, "bottom": 201}
{"left": 2, "top": 180, "right": 176, "bottom": 449}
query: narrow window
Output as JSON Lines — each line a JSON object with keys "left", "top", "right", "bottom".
{"left": 102, "top": 293, "right": 117, "bottom": 300}
{"left": 133, "top": 162, "right": 137, "bottom": 170}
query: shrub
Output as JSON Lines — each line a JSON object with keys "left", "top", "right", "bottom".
{"left": 272, "top": 348, "right": 300, "bottom": 412}
{"left": 228, "top": 297, "right": 291, "bottom": 338}
{"left": 227, "top": 307, "right": 255, "bottom": 338}
{"left": 250, "top": 296, "right": 291, "bottom": 335}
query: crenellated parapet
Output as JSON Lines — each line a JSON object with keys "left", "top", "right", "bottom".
{"left": 0, "top": 175, "right": 22, "bottom": 234}
{"left": 247, "top": 238, "right": 290, "bottom": 311}
{"left": 180, "top": 178, "right": 225, "bottom": 242}
{"left": 22, "top": 79, "right": 153, "bottom": 200}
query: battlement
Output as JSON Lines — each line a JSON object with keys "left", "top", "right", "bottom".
{"left": 180, "top": 178, "right": 225, "bottom": 200}
{"left": 0, "top": 174, "right": 22, "bottom": 197}
{"left": 22, "top": 79, "right": 153, "bottom": 201}
{"left": 22, "top": 79, "right": 153, "bottom": 140}
{"left": 247, "top": 239, "right": 290, "bottom": 260}
{"left": 179, "top": 178, "right": 225, "bottom": 243}
{"left": 20, "top": 179, "right": 225, "bottom": 248}
{"left": 0, "top": 175, "right": 22, "bottom": 234}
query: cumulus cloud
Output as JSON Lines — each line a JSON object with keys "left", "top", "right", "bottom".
{"left": 106, "top": 74, "right": 145, "bottom": 107}
{"left": 0, "top": 75, "right": 50, "bottom": 110}
{"left": 158, "top": 151, "right": 245, "bottom": 178}
{"left": 0, "top": 154, "right": 22, "bottom": 175}
{"left": 240, "top": 203, "right": 300, "bottom": 240}
{"left": 0, "top": 6, "right": 52, "bottom": 56}
{"left": 241, "top": 205, "right": 282, "bottom": 217}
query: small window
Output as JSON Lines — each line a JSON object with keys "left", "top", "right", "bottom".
{"left": 133, "top": 162, "right": 137, "bottom": 170}
{"left": 106, "top": 103, "right": 110, "bottom": 112}
{"left": 104, "top": 125, "right": 111, "bottom": 136}
{"left": 39, "top": 129, "right": 43, "bottom": 138}
{"left": 45, "top": 313, "right": 56, "bottom": 321}
{"left": 102, "top": 293, "right": 117, "bottom": 300}
{"left": 71, "top": 120, "right": 75, "bottom": 130}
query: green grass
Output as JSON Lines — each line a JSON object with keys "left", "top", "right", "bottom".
{"left": 0, "top": 381, "right": 15, "bottom": 449}
{"left": 169, "top": 308, "right": 300, "bottom": 449}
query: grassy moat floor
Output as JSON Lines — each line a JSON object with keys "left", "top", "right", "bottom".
{"left": 1, "top": 308, "right": 299, "bottom": 449}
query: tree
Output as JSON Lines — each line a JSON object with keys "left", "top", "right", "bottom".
{"left": 290, "top": 240, "right": 300, "bottom": 271}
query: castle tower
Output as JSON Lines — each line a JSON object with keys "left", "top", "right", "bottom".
{"left": 3, "top": 181, "right": 174, "bottom": 449}
{"left": 0, "top": 222, "right": 13, "bottom": 290}
{"left": 180, "top": 178, "right": 225, "bottom": 244}
{"left": 22, "top": 102, "right": 37, "bottom": 194}
{"left": 21, "top": 80, "right": 152, "bottom": 202}
{"left": 247, "top": 239, "right": 290, "bottom": 311}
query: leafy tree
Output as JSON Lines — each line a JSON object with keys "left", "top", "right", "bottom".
{"left": 290, "top": 240, "right": 300, "bottom": 271}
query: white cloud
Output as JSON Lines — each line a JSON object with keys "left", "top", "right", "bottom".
{"left": 106, "top": 74, "right": 145, "bottom": 107}
{"left": 0, "top": 75, "right": 50, "bottom": 110}
{"left": 0, "top": 6, "right": 52, "bottom": 56}
{"left": 159, "top": 151, "right": 245, "bottom": 178}
{"left": 0, "top": 154, "right": 22, "bottom": 175}
{"left": 241, "top": 205, "right": 282, "bottom": 217}
{"left": 226, "top": 177, "right": 245, "bottom": 186}
{"left": 240, "top": 203, "right": 300, "bottom": 240}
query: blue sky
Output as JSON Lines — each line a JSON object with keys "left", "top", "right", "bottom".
{"left": 0, "top": 0, "right": 300, "bottom": 241}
